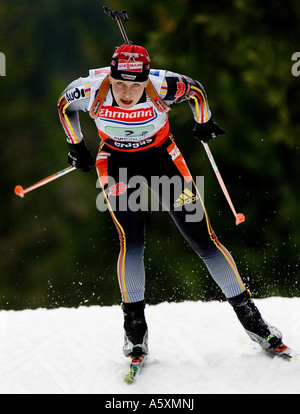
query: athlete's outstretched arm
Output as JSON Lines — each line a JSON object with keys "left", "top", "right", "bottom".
{"left": 57, "top": 77, "right": 91, "bottom": 144}
{"left": 162, "top": 71, "right": 226, "bottom": 142}
{"left": 57, "top": 77, "right": 94, "bottom": 172}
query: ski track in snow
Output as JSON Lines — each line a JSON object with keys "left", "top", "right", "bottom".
{"left": 0, "top": 297, "right": 299, "bottom": 394}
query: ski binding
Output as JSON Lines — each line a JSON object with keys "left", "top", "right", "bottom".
{"left": 124, "top": 355, "right": 146, "bottom": 383}
{"left": 266, "top": 344, "right": 300, "bottom": 360}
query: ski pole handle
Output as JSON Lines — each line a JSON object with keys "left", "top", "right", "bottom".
{"left": 202, "top": 142, "right": 245, "bottom": 225}
{"left": 14, "top": 166, "right": 76, "bottom": 198}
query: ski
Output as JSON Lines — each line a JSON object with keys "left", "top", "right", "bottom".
{"left": 239, "top": 337, "right": 300, "bottom": 361}
{"left": 124, "top": 355, "right": 147, "bottom": 383}
{"left": 265, "top": 345, "right": 300, "bottom": 361}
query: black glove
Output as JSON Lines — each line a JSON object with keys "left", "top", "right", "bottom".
{"left": 193, "top": 118, "right": 226, "bottom": 143}
{"left": 67, "top": 140, "right": 95, "bottom": 173}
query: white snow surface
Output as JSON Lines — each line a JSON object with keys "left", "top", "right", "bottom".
{"left": 0, "top": 297, "right": 299, "bottom": 394}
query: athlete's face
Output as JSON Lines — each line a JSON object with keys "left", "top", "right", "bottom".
{"left": 110, "top": 76, "right": 149, "bottom": 109}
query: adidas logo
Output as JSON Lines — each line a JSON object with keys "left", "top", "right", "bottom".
{"left": 173, "top": 188, "right": 198, "bottom": 208}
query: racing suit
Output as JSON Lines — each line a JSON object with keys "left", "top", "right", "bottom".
{"left": 58, "top": 67, "right": 247, "bottom": 304}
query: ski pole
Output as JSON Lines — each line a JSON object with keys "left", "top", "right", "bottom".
{"left": 14, "top": 166, "right": 76, "bottom": 198}
{"left": 202, "top": 142, "right": 245, "bottom": 225}
{"left": 103, "top": 6, "right": 131, "bottom": 44}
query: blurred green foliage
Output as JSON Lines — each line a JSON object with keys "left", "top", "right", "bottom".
{"left": 0, "top": 0, "right": 299, "bottom": 310}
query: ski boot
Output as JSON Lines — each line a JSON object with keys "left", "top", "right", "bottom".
{"left": 122, "top": 300, "right": 148, "bottom": 358}
{"left": 228, "top": 290, "right": 287, "bottom": 354}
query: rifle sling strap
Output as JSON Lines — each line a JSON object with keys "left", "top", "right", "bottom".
{"left": 89, "top": 76, "right": 170, "bottom": 120}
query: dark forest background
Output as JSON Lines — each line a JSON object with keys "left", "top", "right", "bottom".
{"left": 1, "top": 0, "right": 299, "bottom": 310}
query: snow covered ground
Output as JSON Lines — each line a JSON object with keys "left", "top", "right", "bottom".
{"left": 0, "top": 297, "right": 299, "bottom": 394}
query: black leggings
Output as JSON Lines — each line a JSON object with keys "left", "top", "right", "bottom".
{"left": 96, "top": 137, "right": 246, "bottom": 303}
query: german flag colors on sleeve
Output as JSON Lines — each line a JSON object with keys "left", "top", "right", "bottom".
{"left": 57, "top": 79, "right": 91, "bottom": 144}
